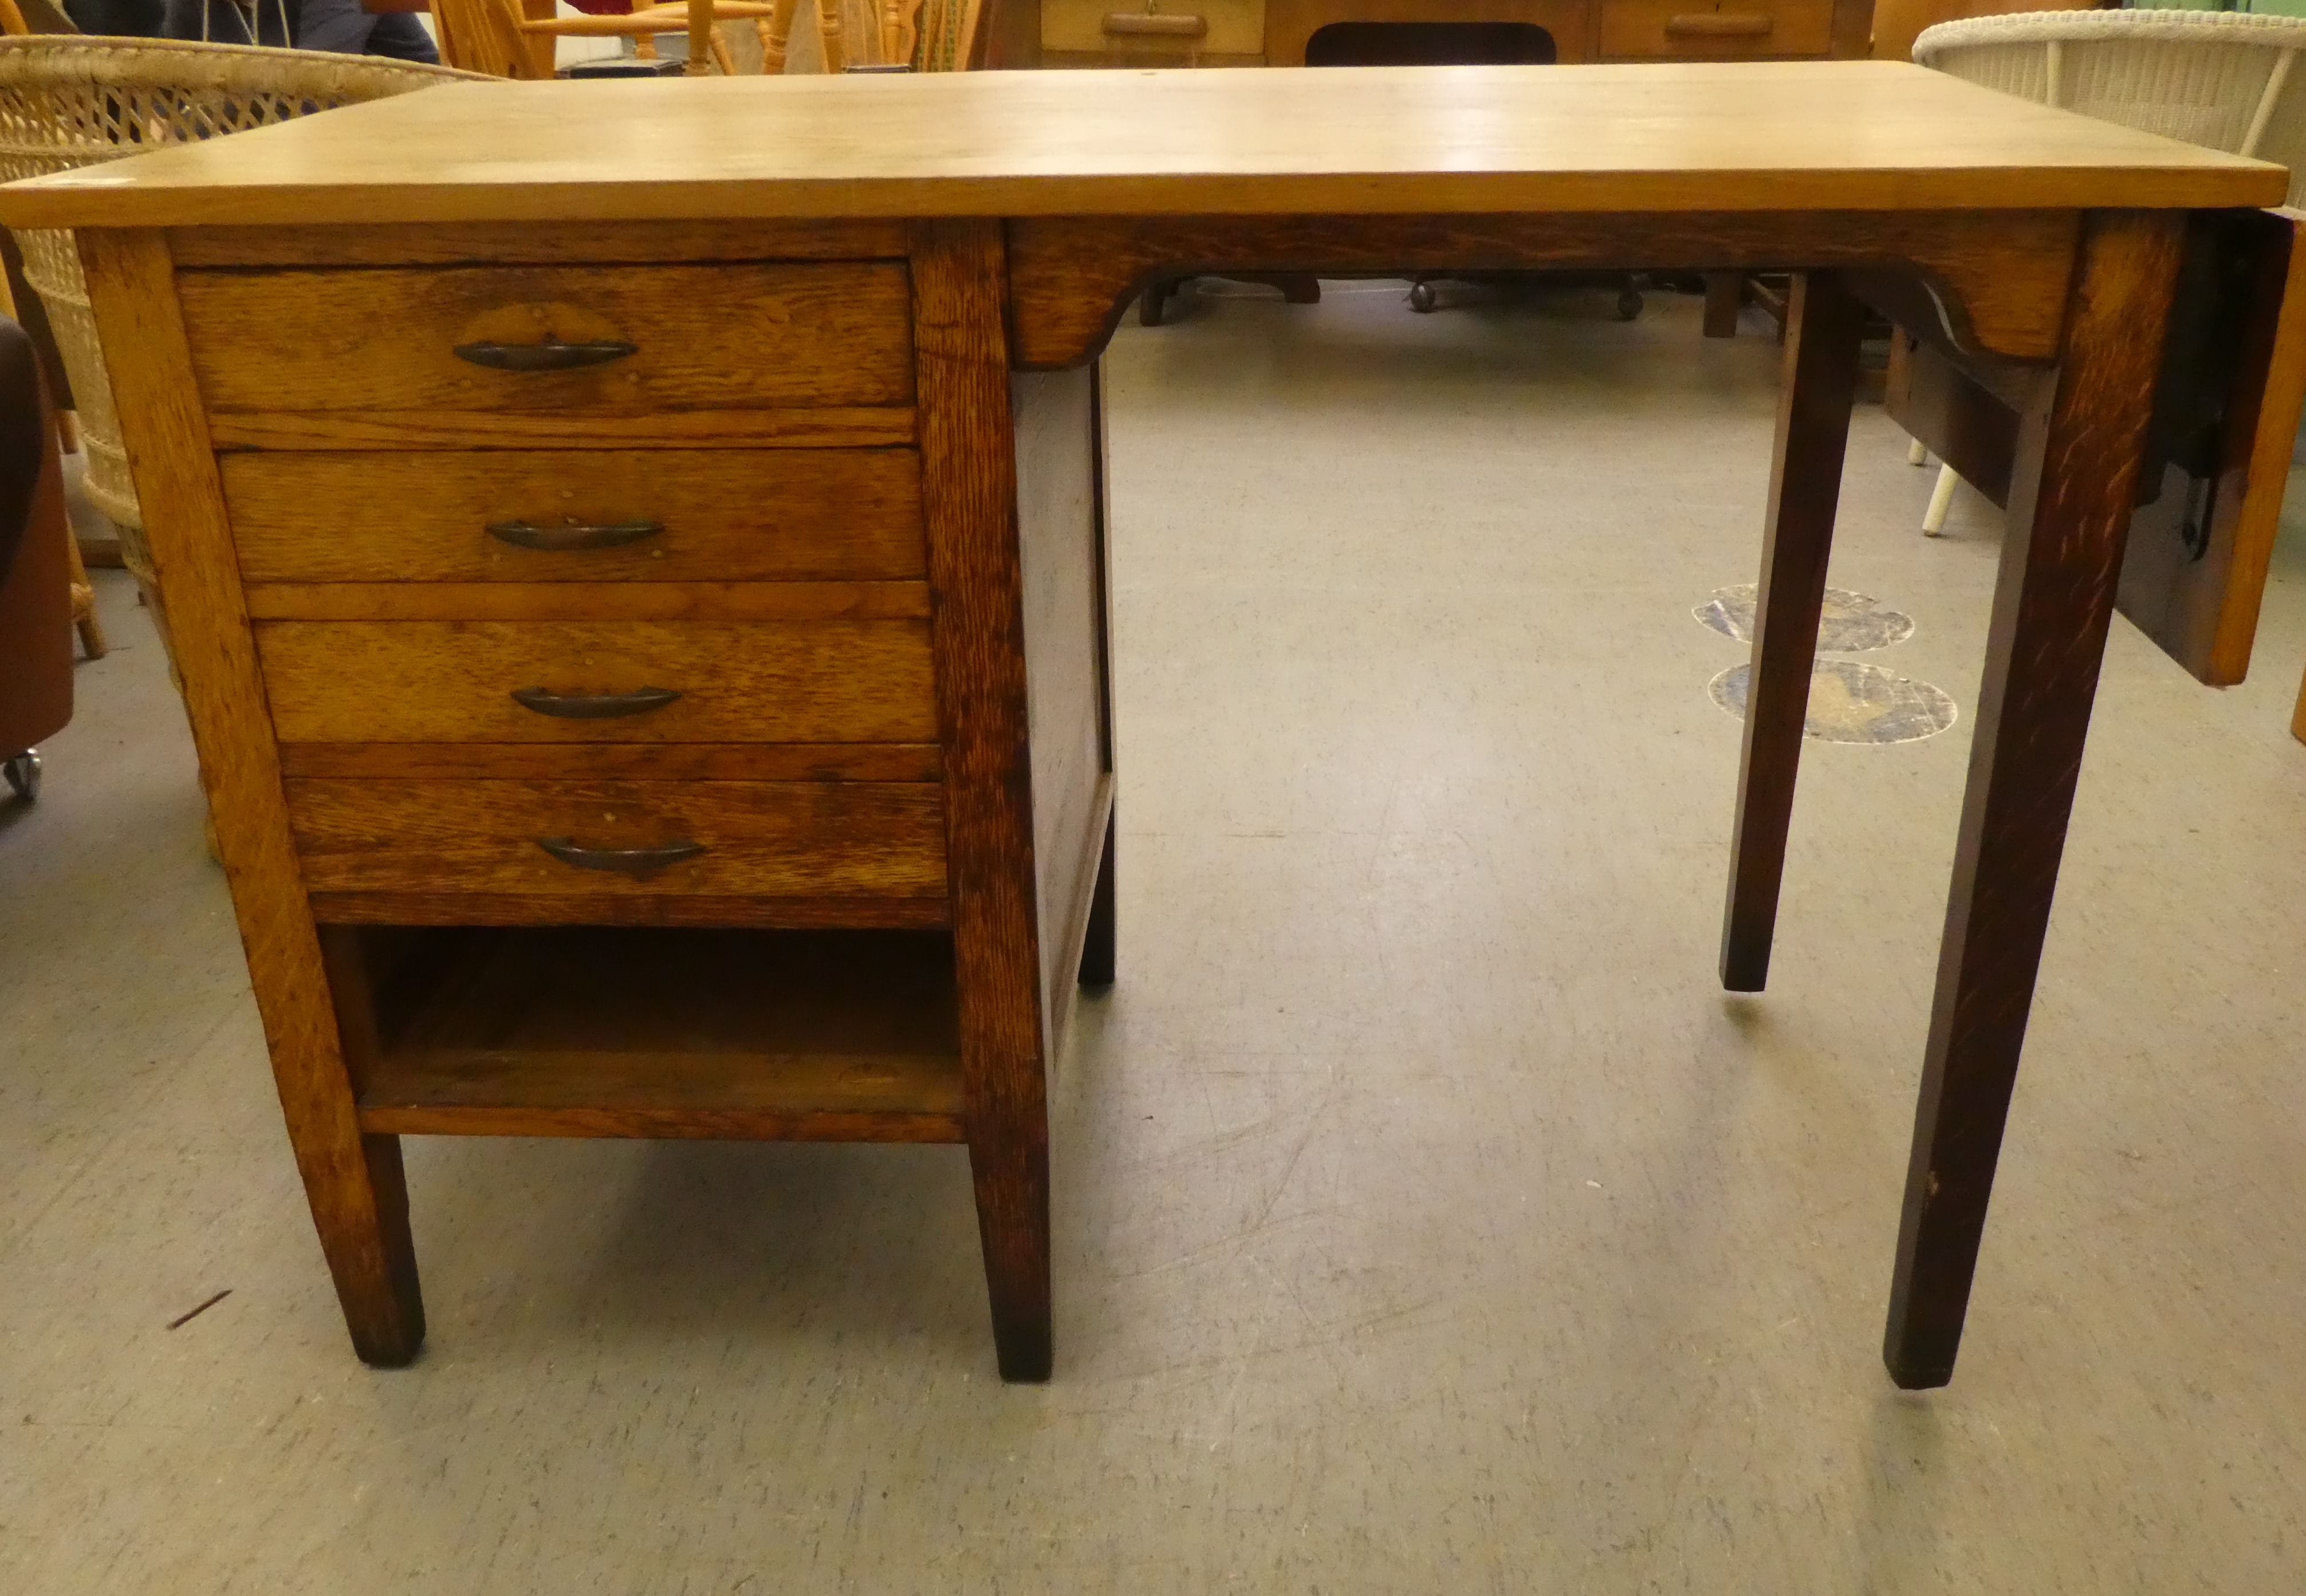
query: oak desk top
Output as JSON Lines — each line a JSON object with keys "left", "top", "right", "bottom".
{"left": 0, "top": 62, "right": 2284, "bottom": 230}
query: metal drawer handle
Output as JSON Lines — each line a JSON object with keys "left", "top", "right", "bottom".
{"left": 511, "top": 685, "right": 681, "bottom": 719}
{"left": 486, "top": 518, "right": 663, "bottom": 552}
{"left": 452, "top": 337, "right": 638, "bottom": 372}
{"left": 537, "top": 837, "right": 705, "bottom": 877}
{"left": 1103, "top": 11, "right": 1206, "bottom": 36}
{"left": 1665, "top": 13, "right": 1772, "bottom": 36}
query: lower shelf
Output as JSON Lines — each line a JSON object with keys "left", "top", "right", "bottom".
{"left": 340, "top": 925, "right": 965, "bottom": 1143}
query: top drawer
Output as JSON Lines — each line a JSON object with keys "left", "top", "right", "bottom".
{"left": 1042, "top": 0, "right": 1265, "bottom": 58}
{"left": 1597, "top": 0, "right": 1835, "bottom": 59}
{"left": 178, "top": 264, "right": 915, "bottom": 417}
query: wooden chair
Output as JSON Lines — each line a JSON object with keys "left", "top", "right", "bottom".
{"left": 432, "top": 0, "right": 794, "bottom": 77}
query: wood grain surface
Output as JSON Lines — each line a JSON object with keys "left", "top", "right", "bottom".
{"left": 285, "top": 777, "right": 949, "bottom": 898}
{"left": 168, "top": 217, "right": 908, "bottom": 267}
{"left": 207, "top": 407, "right": 916, "bottom": 451}
{"left": 255, "top": 618, "right": 937, "bottom": 744}
{"left": 1883, "top": 211, "right": 2186, "bottom": 1391}
{"left": 276, "top": 742, "right": 942, "bottom": 782}
{"left": 181, "top": 263, "right": 913, "bottom": 415}
{"left": 77, "top": 227, "right": 427, "bottom": 1367}
{"left": 913, "top": 217, "right": 1054, "bottom": 1382}
{"left": 5, "top": 66, "right": 2279, "bottom": 228}
{"left": 226, "top": 448, "right": 924, "bottom": 584}
{"left": 351, "top": 925, "right": 965, "bottom": 1141}
{"left": 1007, "top": 210, "right": 2080, "bottom": 367}
{"left": 243, "top": 582, "right": 932, "bottom": 623}
{"left": 309, "top": 891, "right": 953, "bottom": 929}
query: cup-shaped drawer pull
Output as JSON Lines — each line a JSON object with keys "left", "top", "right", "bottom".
{"left": 537, "top": 837, "right": 705, "bottom": 877}
{"left": 510, "top": 685, "right": 682, "bottom": 719}
{"left": 1665, "top": 12, "right": 1772, "bottom": 36}
{"left": 485, "top": 517, "right": 663, "bottom": 552}
{"left": 452, "top": 337, "right": 639, "bottom": 372}
{"left": 1103, "top": 11, "right": 1207, "bottom": 37}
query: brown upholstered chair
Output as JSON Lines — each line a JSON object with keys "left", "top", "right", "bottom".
{"left": 0, "top": 315, "right": 71, "bottom": 801}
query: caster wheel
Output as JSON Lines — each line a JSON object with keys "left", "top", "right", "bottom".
{"left": 1616, "top": 289, "right": 1644, "bottom": 321}
{"left": 3, "top": 750, "right": 40, "bottom": 802}
{"left": 1407, "top": 281, "right": 1438, "bottom": 314}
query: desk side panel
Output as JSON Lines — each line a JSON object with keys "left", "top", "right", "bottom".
{"left": 1014, "top": 365, "right": 1112, "bottom": 1059}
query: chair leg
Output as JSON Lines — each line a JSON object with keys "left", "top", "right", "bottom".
{"left": 709, "top": 23, "right": 735, "bottom": 73}
{"left": 1907, "top": 437, "right": 1929, "bottom": 467}
{"left": 1703, "top": 271, "right": 1744, "bottom": 337}
{"left": 2291, "top": 651, "right": 2306, "bottom": 746}
{"left": 1922, "top": 463, "right": 1959, "bottom": 537}
{"left": 817, "top": 0, "right": 845, "bottom": 70}
{"left": 761, "top": 0, "right": 794, "bottom": 72}
{"left": 63, "top": 519, "right": 104, "bottom": 660}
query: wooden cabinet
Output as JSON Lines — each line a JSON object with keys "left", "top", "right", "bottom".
{"left": 1054, "top": 0, "right": 1870, "bottom": 64}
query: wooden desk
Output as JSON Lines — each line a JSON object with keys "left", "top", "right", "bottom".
{"left": 1036, "top": 0, "right": 1872, "bottom": 68}
{"left": 0, "top": 62, "right": 2282, "bottom": 1389}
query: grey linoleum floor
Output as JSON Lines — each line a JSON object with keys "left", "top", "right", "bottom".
{"left": 5, "top": 282, "right": 2305, "bottom": 1594}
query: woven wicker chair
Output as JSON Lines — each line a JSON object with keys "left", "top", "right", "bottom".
{"left": 0, "top": 36, "right": 477, "bottom": 652}
{"left": 1905, "top": 9, "right": 2306, "bottom": 533}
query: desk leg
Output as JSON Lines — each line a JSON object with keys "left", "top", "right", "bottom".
{"left": 913, "top": 218, "right": 1054, "bottom": 1382}
{"left": 1719, "top": 272, "right": 1867, "bottom": 991}
{"left": 1883, "top": 212, "right": 2185, "bottom": 1388}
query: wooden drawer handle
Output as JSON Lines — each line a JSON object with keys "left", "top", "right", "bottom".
{"left": 1103, "top": 11, "right": 1207, "bottom": 38}
{"left": 485, "top": 517, "right": 663, "bottom": 552}
{"left": 1664, "top": 13, "right": 1772, "bottom": 36}
{"left": 452, "top": 337, "right": 638, "bottom": 373}
{"left": 537, "top": 837, "right": 705, "bottom": 877}
{"left": 511, "top": 685, "right": 682, "bottom": 719}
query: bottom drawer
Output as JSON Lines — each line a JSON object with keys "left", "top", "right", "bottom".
{"left": 286, "top": 778, "right": 948, "bottom": 900}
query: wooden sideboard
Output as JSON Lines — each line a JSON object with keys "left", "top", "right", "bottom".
{"left": 0, "top": 62, "right": 2282, "bottom": 1388}
{"left": 1040, "top": 0, "right": 1873, "bottom": 68}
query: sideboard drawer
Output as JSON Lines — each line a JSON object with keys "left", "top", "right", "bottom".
{"left": 257, "top": 618, "right": 938, "bottom": 744}
{"left": 1041, "top": 0, "right": 1265, "bottom": 60}
{"left": 225, "top": 450, "right": 926, "bottom": 584}
{"left": 1597, "top": 0, "right": 1834, "bottom": 58}
{"left": 286, "top": 778, "right": 949, "bottom": 899}
{"left": 179, "top": 264, "right": 915, "bottom": 416}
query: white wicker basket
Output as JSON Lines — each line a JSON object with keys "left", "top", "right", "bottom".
{"left": 0, "top": 37, "right": 477, "bottom": 617}
{"left": 1914, "top": 10, "right": 2306, "bottom": 212}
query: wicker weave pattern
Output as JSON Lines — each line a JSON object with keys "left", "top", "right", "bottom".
{"left": 1914, "top": 10, "right": 2306, "bottom": 210}
{"left": 0, "top": 37, "right": 476, "bottom": 563}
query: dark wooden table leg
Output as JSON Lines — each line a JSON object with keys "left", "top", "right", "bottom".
{"left": 1703, "top": 271, "right": 1745, "bottom": 337}
{"left": 1718, "top": 271, "right": 1868, "bottom": 992}
{"left": 1079, "top": 804, "right": 1116, "bottom": 989}
{"left": 1883, "top": 212, "right": 2186, "bottom": 1389}
{"left": 913, "top": 217, "right": 1055, "bottom": 1382}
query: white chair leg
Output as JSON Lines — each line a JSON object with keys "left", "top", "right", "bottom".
{"left": 1907, "top": 437, "right": 1929, "bottom": 466}
{"left": 1922, "top": 463, "right": 1959, "bottom": 537}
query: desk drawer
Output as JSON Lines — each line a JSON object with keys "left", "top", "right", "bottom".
{"left": 286, "top": 778, "right": 948, "bottom": 899}
{"left": 1041, "top": 0, "right": 1264, "bottom": 58}
{"left": 180, "top": 264, "right": 914, "bottom": 416}
{"left": 1597, "top": 0, "right": 1833, "bottom": 58}
{"left": 225, "top": 450, "right": 924, "bottom": 584}
{"left": 256, "top": 619, "right": 938, "bottom": 744}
